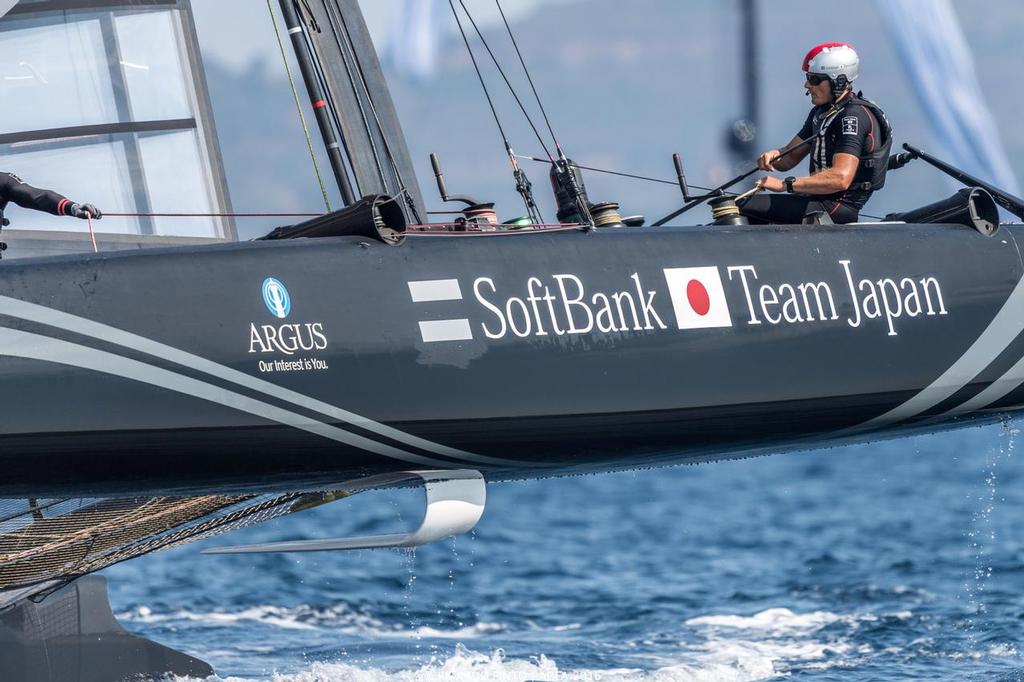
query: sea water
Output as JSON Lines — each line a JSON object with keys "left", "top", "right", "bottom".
{"left": 105, "top": 420, "right": 1024, "bottom": 681}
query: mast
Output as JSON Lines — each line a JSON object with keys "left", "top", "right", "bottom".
{"left": 284, "top": 0, "right": 426, "bottom": 223}
{"left": 277, "top": 0, "right": 356, "bottom": 206}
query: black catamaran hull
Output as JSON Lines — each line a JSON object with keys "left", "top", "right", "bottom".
{"left": 0, "top": 223, "right": 1022, "bottom": 496}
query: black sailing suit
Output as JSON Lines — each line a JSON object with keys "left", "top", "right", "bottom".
{"left": 0, "top": 172, "right": 77, "bottom": 226}
{"left": 742, "top": 93, "right": 886, "bottom": 225}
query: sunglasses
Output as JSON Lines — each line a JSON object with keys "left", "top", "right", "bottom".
{"left": 805, "top": 73, "right": 829, "bottom": 86}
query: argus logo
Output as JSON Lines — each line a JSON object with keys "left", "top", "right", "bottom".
{"left": 262, "top": 277, "right": 291, "bottom": 319}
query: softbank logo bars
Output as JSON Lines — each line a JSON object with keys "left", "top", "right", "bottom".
{"left": 410, "top": 269, "right": 731, "bottom": 343}
{"left": 409, "top": 279, "right": 474, "bottom": 343}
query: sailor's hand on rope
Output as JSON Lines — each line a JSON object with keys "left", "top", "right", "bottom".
{"left": 757, "top": 149, "right": 782, "bottom": 171}
{"left": 69, "top": 203, "right": 102, "bottom": 220}
{"left": 756, "top": 176, "right": 785, "bottom": 193}
{"left": 735, "top": 185, "right": 764, "bottom": 204}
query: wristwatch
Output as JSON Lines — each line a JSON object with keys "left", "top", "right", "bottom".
{"left": 784, "top": 177, "right": 797, "bottom": 193}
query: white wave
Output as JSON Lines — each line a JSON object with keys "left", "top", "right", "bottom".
{"left": 173, "top": 647, "right": 569, "bottom": 682}
{"left": 171, "top": 645, "right": 762, "bottom": 682}
{"left": 162, "top": 608, "right": 903, "bottom": 681}
{"left": 987, "top": 643, "right": 1019, "bottom": 657}
{"left": 119, "top": 604, "right": 503, "bottom": 639}
{"left": 676, "top": 607, "right": 886, "bottom": 678}
{"left": 165, "top": 638, "right": 831, "bottom": 682}
{"left": 685, "top": 607, "right": 842, "bottom": 633}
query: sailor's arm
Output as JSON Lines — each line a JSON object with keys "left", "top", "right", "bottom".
{"left": 790, "top": 153, "right": 860, "bottom": 194}
{"left": 757, "top": 135, "right": 810, "bottom": 172}
{"left": 0, "top": 173, "right": 102, "bottom": 219}
{"left": 757, "top": 153, "right": 860, "bottom": 194}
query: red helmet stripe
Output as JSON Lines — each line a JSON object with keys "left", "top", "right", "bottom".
{"left": 802, "top": 42, "right": 851, "bottom": 72}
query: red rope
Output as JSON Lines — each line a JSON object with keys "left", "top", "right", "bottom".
{"left": 85, "top": 215, "right": 98, "bottom": 253}
{"left": 103, "top": 212, "right": 325, "bottom": 218}
{"left": 88, "top": 213, "right": 584, "bottom": 238}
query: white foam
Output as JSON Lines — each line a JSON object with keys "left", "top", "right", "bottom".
{"left": 163, "top": 608, "right": 901, "bottom": 681}
{"left": 119, "top": 604, "right": 503, "bottom": 639}
{"left": 173, "top": 647, "right": 568, "bottom": 682}
{"left": 987, "top": 643, "right": 1019, "bottom": 657}
{"left": 165, "top": 634, "right": 840, "bottom": 682}
{"left": 685, "top": 607, "right": 842, "bottom": 633}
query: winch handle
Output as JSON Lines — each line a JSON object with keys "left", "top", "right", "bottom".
{"left": 672, "top": 153, "right": 692, "bottom": 202}
{"left": 654, "top": 136, "right": 812, "bottom": 226}
{"left": 429, "top": 153, "right": 480, "bottom": 207}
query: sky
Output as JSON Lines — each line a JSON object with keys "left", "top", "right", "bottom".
{"left": 193, "top": 0, "right": 563, "bottom": 76}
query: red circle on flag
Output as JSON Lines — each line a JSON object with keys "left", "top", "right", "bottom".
{"left": 686, "top": 279, "right": 711, "bottom": 316}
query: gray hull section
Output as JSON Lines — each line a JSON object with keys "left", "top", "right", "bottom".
{"left": 0, "top": 223, "right": 1021, "bottom": 496}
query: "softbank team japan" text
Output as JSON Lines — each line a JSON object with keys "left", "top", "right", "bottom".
{"left": 471, "top": 260, "right": 947, "bottom": 340}
{"left": 727, "top": 260, "right": 947, "bottom": 336}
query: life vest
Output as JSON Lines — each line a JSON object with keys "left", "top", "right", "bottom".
{"left": 815, "top": 93, "right": 893, "bottom": 192}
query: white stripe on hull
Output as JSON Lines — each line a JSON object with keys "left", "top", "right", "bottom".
{"left": 0, "top": 295, "right": 537, "bottom": 468}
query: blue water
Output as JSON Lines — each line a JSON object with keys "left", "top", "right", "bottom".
{"left": 106, "top": 419, "right": 1024, "bottom": 681}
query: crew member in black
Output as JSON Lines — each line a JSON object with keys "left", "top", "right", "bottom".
{"left": 0, "top": 172, "right": 102, "bottom": 228}
{"left": 742, "top": 42, "right": 892, "bottom": 225}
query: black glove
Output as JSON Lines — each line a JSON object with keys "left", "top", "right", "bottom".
{"left": 69, "top": 203, "right": 102, "bottom": 220}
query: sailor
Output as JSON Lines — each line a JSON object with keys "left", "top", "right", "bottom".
{"left": 742, "top": 42, "right": 892, "bottom": 225}
{"left": 0, "top": 172, "right": 102, "bottom": 228}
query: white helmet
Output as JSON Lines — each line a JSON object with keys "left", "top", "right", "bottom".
{"left": 803, "top": 42, "right": 860, "bottom": 93}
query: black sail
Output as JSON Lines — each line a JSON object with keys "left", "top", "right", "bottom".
{"left": 299, "top": 0, "right": 425, "bottom": 223}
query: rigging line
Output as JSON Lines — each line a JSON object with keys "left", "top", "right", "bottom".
{"left": 516, "top": 153, "right": 722, "bottom": 194}
{"left": 85, "top": 215, "right": 98, "bottom": 253}
{"left": 103, "top": 212, "right": 324, "bottom": 218}
{"left": 447, "top": 0, "right": 509, "bottom": 154}
{"left": 446, "top": 0, "right": 542, "bottom": 223}
{"left": 488, "top": 0, "right": 591, "bottom": 230}
{"left": 267, "top": 0, "right": 332, "bottom": 211}
{"left": 453, "top": 0, "right": 554, "bottom": 162}
{"left": 324, "top": 1, "right": 424, "bottom": 223}
{"left": 459, "top": 0, "right": 588, "bottom": 227}
{"left": 493, "top": 0, "right": 560, "bottom": 153}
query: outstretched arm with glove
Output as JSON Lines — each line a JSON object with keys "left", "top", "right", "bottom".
{"left": 0, "top": 172, "right": 102, "bottom": 222}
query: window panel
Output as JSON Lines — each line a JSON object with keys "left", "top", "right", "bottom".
{"left": 114, "top": 11, "right": 194, "bottom": 122}
{"left": 1, "top": 137, "right": 141, "bottom": 235}
{"left": 138, "top": 130, "right": 220, "bottom": 238}
{"left": 0, "top": 2, "right": 234, "bottom": 243}
{"left": 0, "top": 16, "right": 119, "bottom": 132}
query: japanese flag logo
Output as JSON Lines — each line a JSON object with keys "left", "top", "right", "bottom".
{"left": 663, "top": 267, "right": 733, "bottom": 329}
